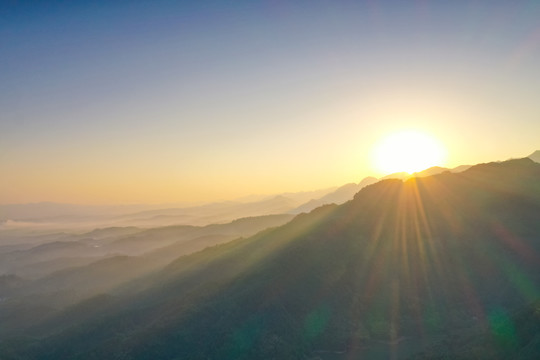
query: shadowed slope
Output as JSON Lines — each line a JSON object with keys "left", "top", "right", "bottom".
{"left": 2, "top": 159, "right": 540, "bottom": 360}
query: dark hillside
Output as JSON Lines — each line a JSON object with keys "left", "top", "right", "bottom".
{"left": 2, "top": 159, "right": 540, "bottom": 359}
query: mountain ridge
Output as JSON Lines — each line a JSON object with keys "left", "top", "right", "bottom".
{"left": 2, "top": 158, "right": 539, "bottom": 359}
{"left": 528, "top": 150, "right": 540, "bottom": 163}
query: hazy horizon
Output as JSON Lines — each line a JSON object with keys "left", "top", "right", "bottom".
{"left": 1, "top": 151, "right": 537, "bottom": 206}
{"left": 2, "top": 1, "right": 540, "bottom": 205}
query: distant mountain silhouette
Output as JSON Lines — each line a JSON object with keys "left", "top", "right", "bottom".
{"left": 528, "top": 150, "right": 540, "bottom": 163}
{"left": 0, "top": 214, "right": 295, "bottom": 317}
{"left": 0, "top": 196, "right": 303, "bottom": 229}
{"left": 291, "top": 176, "right": 378, "bottom": 213}
{"left": 382, "top": 164, "right": 471, "bottom": 180}
{"left": 109, "top": 196, "right": 301, "bottom": 227}
{"left": 2, "top": 158, "right": 539, "bottom": 359}
{"left": 412, "top": 165, "right": 448, "bottom": 176}
{"left": 450, "top": 164, "right": 472, "bottom": 173}
{"left": 0, "top": 202, "right": 173, "bottom": 223}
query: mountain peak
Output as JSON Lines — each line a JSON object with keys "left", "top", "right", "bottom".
{"left": 528, "top": 150, "right": 540, "bottom": 163}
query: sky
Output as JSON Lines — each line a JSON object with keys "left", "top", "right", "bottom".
{"left": 1, "top": 0, "right": 540, "bottom": 205}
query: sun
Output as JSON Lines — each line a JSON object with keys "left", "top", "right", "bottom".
{"left": 372, "top": 130, "right": 446, "bottom": 174}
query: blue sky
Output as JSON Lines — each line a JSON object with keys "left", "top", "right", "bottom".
{"left": 1, "top": 1, "right": 540, "bottom": 204}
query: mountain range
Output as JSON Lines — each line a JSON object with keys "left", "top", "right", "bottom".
{"left": 0, "top": 162, "right": 478, "bottom": 230}
{"left": 1, "top": 157, "right": 539, "bottom": 359}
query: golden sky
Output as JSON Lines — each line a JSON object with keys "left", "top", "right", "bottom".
{"left": 1, "top": 1, "right": 539, "bottom": 204}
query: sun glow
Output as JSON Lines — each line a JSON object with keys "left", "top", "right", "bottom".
{"left": 373, "top": 130, "right": 446, "bottom": 174}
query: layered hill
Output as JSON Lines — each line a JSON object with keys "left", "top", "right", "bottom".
{"left": 2, "top": 159, "right": 540, "bottom": 359}
{"left": 291, "top": 176, "right": 378, "bottom": 214}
